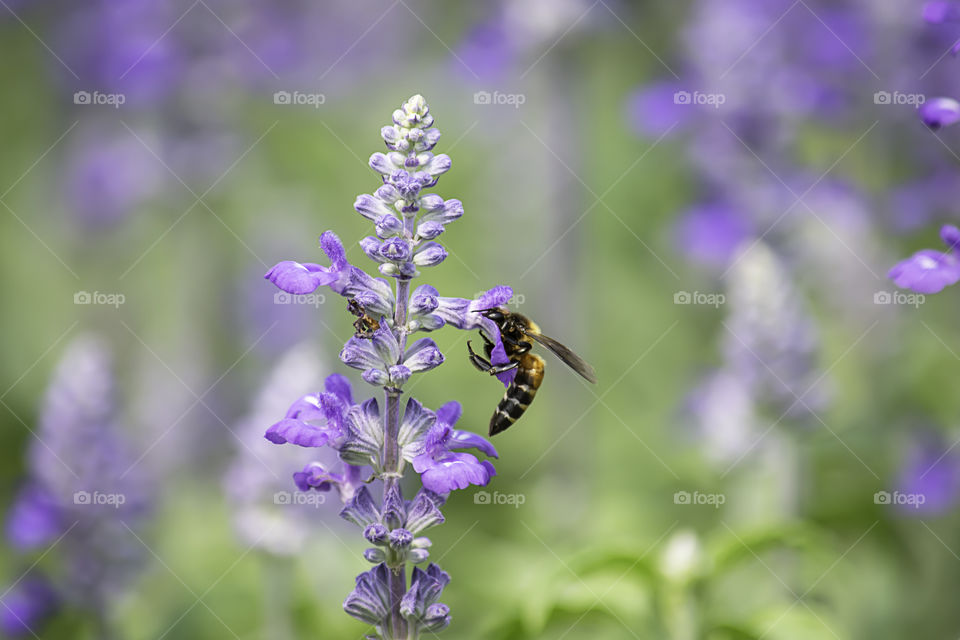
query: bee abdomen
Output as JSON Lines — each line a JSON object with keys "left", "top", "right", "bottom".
{"left": 489, "top": 356, "right": 545, "bottom": 436}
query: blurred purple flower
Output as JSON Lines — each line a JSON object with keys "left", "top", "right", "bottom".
{"left": 21, "top": 336, "right": 150, "bottom": 613}
{"left": 673, "top": 203, "right": 752, "bottom": 267}
{"left": 626, "top": 81, "right": 693, "bottom": 139}
{"left": 0, "top": 574, "right": 59, "bottom": 637}
{"left": 897, "top": 433, "right": 960, "bottom": 515}
{"left": 57, "top": 0, "right": 185, "bottom": 105}
{"left": 63, "top": 126, "right": 163, "bottom": 229}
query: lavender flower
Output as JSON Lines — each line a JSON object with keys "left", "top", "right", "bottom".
{"left": 723, "top": 242, "right": 827, "bottom": 421}
{"left": 263, "top": 95, "right": 507, "bottom": 636}
{"left": 889, "top": 225, "right": 960, "bottom": 294}
{"left": 7, "top": 335, "right": 149, "bottom": 631}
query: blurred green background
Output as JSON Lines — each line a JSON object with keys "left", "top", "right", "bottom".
{"left": 2, "top": 1, "right": 960, "bottom": 638}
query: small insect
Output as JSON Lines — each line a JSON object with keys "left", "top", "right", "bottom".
{"left": 347, "top": 298, "right": 380, "bottom": 338}
{"left": 467, "top": 308, "right": 596, "bottom": 436}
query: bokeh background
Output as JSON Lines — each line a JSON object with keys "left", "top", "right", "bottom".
{"left": 2, "top": 0, "right": 960, "bottom": 638}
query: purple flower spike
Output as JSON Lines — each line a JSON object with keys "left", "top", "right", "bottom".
{"left": 919, "top": 97, "right": 960, "bottom": 130}
{"left": 258, "top": 95, "right": 522, "bottom": 633}
{"left": 889, "top": 225, "right": 960, "bottom": 294}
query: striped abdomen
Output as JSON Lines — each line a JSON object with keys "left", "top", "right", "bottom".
{"left": 489, "top": 353, "right": 545, "bottom": 436}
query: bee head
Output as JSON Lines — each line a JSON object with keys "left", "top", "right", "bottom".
{"left": 475, "top": 307, "right": 507, "bottom": 324}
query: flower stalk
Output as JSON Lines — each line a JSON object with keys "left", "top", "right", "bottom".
{"left": 262, "top": 95, "right": 511, "bottom": 637}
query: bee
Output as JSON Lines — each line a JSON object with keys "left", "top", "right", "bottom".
{"left": 347, "top": 298, "right": 380, "bottom": 338}
{"left": 467, "top": 308, "right": 596, "bottom": 436}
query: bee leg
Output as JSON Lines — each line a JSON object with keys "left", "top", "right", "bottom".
{"left": 468, "top": 341, "right": 520, "bottom": 375}
{"left": 468, "top": 340, "right": 494, "bottom": 372}
{"left": 485, "top": 361, "right": 520, "bottom": 375}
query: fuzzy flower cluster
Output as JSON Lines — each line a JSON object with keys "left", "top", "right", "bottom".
{"left": 262, "top": 95, "right": 509, "bottom": 637}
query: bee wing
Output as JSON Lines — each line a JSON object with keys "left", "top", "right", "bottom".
{"left": 526, "top": 332, "right": 597, "bottom": 383}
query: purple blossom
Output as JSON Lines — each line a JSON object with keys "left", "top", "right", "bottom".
{"left": 889, "top": 225, "right": 960, "bottom": 294}
{"left": 265, "top": 231, "right": 350, "bottom": 295}
{"left": 412, "top": 402, "right": 498, "bottom": 494}
{"left": 293, "top": 462, "right": 343, "bottom": 492}
{"left": 264, "top": 373, "right": 354, "bottom": 447}
{"left": 919, "top": 97, "right": 960, "bottom": 130}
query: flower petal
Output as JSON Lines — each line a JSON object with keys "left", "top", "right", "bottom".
{"left": 415, "top": 452, "right": 496, "bottom": 493}
{"left": 919, "top": 97, "right": 960, "bottom": 130}
{"left": 265, "top": 418, "right": 335, "bottom": 448}
{"left": 324, "top": 373, "right": 353, "bottom": 406}
{"left": 448, "top": 429, "right": 498, "bottom": 458}
{"left": 264, "top": 261, "right": 337, "bottom": 295}
{"left": 889, "top": 249, "right": 960, "bottom": 294}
